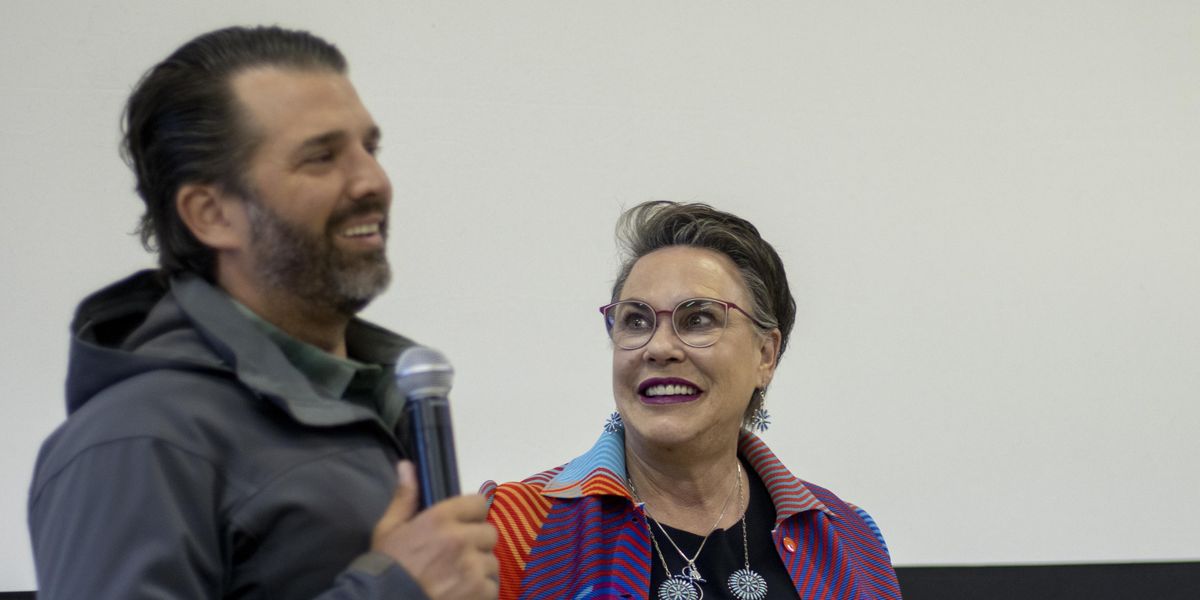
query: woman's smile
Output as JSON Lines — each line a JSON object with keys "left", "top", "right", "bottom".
{"left": 638, "top": 377, "right": 703, "bottom": 404}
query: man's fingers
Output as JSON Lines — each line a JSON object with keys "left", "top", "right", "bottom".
{"left": 370, "top": 477, "right": 500, "bottom": 600}
{"left": 434, "top": 493, "right": 490, "bottom": 521}
{"left": 374, "top": 461, "right": 420, "bottom": 539}
{"left": 392, "top": 461, "right": 420, "bottom": 520}
{"left": 473, "top": 517, "right": 498, "bottom": 550}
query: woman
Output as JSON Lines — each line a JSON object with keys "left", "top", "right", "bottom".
{"left": 484, "top": 201, "right": 901, "bottom": 599}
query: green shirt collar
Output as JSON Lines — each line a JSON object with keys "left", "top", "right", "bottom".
{"left": 230, "top": 300, "right": 402, "bottom": 429}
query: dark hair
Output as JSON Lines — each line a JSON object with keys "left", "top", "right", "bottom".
{"left": 122, "top": 25, "right": 347, "bottom": 279}
{"left": 611, "top": 201, "right": 797, "bottom": 424}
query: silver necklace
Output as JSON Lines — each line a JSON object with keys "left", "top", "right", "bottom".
{"left": 646, "top": 523, "right": 703, "bottom": 600}
{"left": 629, "top": 463, "right": 738, "bottom": 600}
{"left": 629, "top": 462, "right": 768, "bottom": 600}
{"left": 726, "top": 467, "right": 768, "bottom": 600}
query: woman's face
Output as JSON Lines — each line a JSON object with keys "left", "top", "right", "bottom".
{"left": 612, "top": 246, "right": 781, "bottom": 451}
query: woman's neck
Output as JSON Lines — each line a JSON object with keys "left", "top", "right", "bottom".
{"left": 625, "top": 433, "right": 748, "bottom": 535}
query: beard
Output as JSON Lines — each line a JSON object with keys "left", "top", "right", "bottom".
{"left": 244, "top": 193, "right": 392, "bottom": 316}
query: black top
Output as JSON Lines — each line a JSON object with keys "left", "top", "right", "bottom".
{"left": 646, "top": 460, "right": 800, "bottom": 599}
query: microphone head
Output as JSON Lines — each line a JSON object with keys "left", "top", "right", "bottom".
{"left": 394, "top": 346, "right": 454, "bottom": 399}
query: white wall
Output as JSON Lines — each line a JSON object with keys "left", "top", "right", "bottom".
{"left": 2, "top": 0, "right": 1198, "bottom": 590}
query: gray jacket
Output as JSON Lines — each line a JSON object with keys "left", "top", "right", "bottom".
{"left": 29, "top": 270, "right": 430, "bottom": 599}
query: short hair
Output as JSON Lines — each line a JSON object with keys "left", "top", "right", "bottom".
{"left": 122, "top": 25, "right": 348, "bottom": 279}
{"left": 610, "top": 201, "right": 797, "bottom": 424}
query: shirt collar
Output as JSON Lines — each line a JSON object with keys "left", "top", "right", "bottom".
{"left": 541, "top": 426, "right": 836, "bottom": 525}
{"left": 232, "top": 300, "right": 379, "bottom": 400}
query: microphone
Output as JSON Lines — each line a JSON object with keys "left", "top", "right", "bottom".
{"left": 394, "top": 346, "right": 461, "bottom": 508}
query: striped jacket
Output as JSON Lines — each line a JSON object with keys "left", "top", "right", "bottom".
{"left": 482, "top": 428, "right": 903, "bottom": 599}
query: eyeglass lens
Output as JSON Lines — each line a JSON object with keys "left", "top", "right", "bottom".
{"left": 606, "top": 298, "right": 728, "bottom": 349}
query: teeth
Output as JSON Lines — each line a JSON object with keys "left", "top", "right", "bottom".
{"left": 643, "top": 384, "right": 698, "bottom": 397}
{"left": 343, "top": 223, "right": 380, "bottom": 237}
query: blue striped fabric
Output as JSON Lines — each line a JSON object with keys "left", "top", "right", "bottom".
{"left": 855, "top": 506, "right": 891, "bottom": 554}
{"left": 541, "top": 432, "right": 629, "bottom": 498}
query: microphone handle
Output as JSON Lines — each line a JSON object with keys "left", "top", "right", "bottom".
{"left": 406, "top": 394, "right": 461, "bottom": 508}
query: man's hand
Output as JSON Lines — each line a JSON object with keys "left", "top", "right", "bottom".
{"left": 372, "top": 461, "right": 499, "bottom": 599}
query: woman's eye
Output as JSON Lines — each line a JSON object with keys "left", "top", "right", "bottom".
{"left": 682, "top": 311, "right": 717, "bottom": 330}
{"left": 624, "top": 314, "right": 651, "bottom": 330}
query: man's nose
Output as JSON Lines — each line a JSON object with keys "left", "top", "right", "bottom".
{"left": 348, "top": 148, "right": 392, "bottom": 203}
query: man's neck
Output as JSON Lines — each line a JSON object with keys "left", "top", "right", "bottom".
{"left": 218, "top": 274, "right": 351, "bottom": 357}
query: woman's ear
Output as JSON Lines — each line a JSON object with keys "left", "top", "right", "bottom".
{"left": 175, "top": 184, "right": 247, "bottom": 251}
{"left": 757, "top": 328, "right": 782, "bottom": 387}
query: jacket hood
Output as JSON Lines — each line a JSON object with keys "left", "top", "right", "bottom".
{"left": 65, "top": 270, "right": 415, "bottom": 430}
{"left": 65, "top": 270, "right": 226, "bottom": 413}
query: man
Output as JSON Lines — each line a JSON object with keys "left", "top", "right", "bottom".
{"left": 28, "top": 26, "right": 497, "bottom": 599}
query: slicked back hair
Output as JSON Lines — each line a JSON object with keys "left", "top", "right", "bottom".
{"left": 610, "top": 201, "right": 797, "bottom": 427}
{"left": 122, "top": 25, "right": 347, "bottom": 279}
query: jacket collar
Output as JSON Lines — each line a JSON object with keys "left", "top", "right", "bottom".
{"left": 541, "top": 426, "right": 836, "bottom": 526}
{"left": 171, "top": 273, "right": 412, "bottom": 429}
{"left": 737, "top": 431, "right": 838, "bottom": 523}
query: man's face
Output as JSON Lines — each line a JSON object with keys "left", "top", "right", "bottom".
{"left": 229, "top": 67, "right": 393, "bottom": 315}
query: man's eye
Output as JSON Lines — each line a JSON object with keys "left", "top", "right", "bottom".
{"left": 305, "top": 151, "right": 335, "bottom": 164}
{"left": 365, "top": 143, "right": 382, "bottom": 157}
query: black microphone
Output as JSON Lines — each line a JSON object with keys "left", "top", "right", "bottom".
{"left": 394, "top": 346, "right": 461, "bottom": 508}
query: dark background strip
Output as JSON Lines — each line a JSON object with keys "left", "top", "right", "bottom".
{"left": 896, "top": 561, "right": 1199, "bottom": 599}
{"left": 4, "top": 561, "right": 1198, "bottom": 599}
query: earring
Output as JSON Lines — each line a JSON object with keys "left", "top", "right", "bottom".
{"left": 604, "top": 411, "right": 624, "bottom": 434}
{"left": 749, "top": 390, "right": 771, "bottom": 433}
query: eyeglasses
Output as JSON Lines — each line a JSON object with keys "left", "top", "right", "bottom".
{"left": 598, "top": 297, "right": 768, "bottom": 350}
